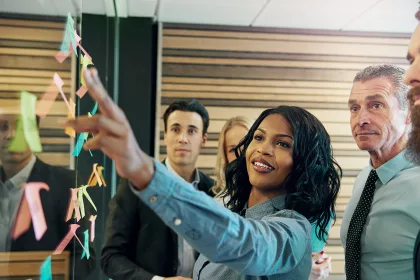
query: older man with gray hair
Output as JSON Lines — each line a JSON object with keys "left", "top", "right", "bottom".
{"left": 341, "top": 64, "right": 420, "bottom": 280}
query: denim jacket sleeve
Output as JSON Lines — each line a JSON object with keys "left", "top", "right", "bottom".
{"left": 130, "top": 159, "right": 311, "bottom": 276}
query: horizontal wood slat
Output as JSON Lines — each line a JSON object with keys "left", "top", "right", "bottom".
{"left": 0, "top": 17, "right": 72, "bottom": 169}
{"left": 160, "top": 23, "right": 409, "bottom": 278}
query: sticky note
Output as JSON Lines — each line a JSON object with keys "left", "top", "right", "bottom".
{"left": 21, "top": 92, "right": 42, "bottom": 152}
{"left": 8, "top": 116, "right": 28, "bottom": 152}
{"left": 76, "top": 86, "right": 88, "bottom": 98}
{"left": 60, "top": 13, "right": 77, "bottom": 56}
{"left": 91, "top": 102, "right": 98, "bottom": 115}
{"left": 81, "top": 230, "right": 90, "bottom": 259}
{"left": 89, "top": 215, "right": 97, "bottom": 242}
{"left": 66, "top": 188, "right": 81, "bottom": 222}
{"left": 53, "top": 224, "right": 88, "bottom": 256}
{"left": 87, "top": 163, "right": 106, "bottom": 187}
{"left": 64, "top": 98, "right": 76, "bottom": 138}
{"left": 40, "top": 255, "right": 52, "bottom": 280}
{"left": 72, "top": 132, "right": 88, "bottom": 157}
{"left": 79, "top": 185, "right": 97, "bottom": 216}
{"left": 36, "top": 82, "right": 59, "bottom": 118}
{"left": 25, "top": 182, "right": 50, "bottom": 240}
{"left": 53, "top": 73, "right": 72, "bottom": 116}
{"left": 11, "top": 194, "right": 31, "bottom": 240}
{"left": 80, "top": 54, "right": 93, "bottom": 87}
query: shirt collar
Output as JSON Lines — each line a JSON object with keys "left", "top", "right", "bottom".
{"left": 370, "top": 149, "right": 412, "bottom": 185}
{"left": 165, "top": 158, "right": 200, "bottom": 187}
{"left": 0, "top": 155, "right": 36, "bottom": 191}
{"left": 243, "top": 195, "right": 286, "bottom": 220}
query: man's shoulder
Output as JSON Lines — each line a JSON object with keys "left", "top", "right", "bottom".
{"left": 198, "top": 170, "right": 214, "bottom": 189}
{"left": 33, "top": 158, "right": 75, "bottom": 182}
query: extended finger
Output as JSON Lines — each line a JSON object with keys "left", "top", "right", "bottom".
{"left": 64, "top": 114, "right": 127, "bottom": 136}
{"left": 83, "top": 68, "right": 127, "bottom": 122}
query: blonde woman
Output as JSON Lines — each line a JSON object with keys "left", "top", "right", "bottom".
{"left": 213, "top": 116, "right": 332, "bottom": 280}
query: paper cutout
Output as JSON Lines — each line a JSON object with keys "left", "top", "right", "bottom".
{"left": 40, "top": 255, "right": 52, "bottom": 280}
{"left": 76, "top": 86, "right": 88, "bottom": 98}
{"left": 11, "top": 193, "right": 31, "bottom": 240}
{"left": 25, "top": 182, "right": 50, "bottom": 240}
{"left": 60, "top": 13, "right": 77, "bottom": 57}
{"left": 89, "top": 215, "right": 97, "bottom": 242}
{"left": 91, "top": 102, "right": 98, "bottom": 115}
{"left": 78, "top": 185, "right": 97, "bottom": 219}
{"left": 53, "top": 73, "right": 72, "bottom": 116}
{"left": 87, "top": 163, "right": 106, "bottom": 187}
{"left": 21, "top": 92, "right": 43, "bottom": 153}
{"left": 72, "top": 132, "right": 88, "bottom": 157}
{"left": 65, "top": 98, "right": 76, "bottom": 138}
{"left": 66, "top": 188, "right": 81, "bottom": 222}
{"left": 53, "top": 224, "right": 88, "bottom": 256}
{"left": 36, "top": 82, "right": 59, "bottom": 118}
{"left": 8, "top": 116, "right": 28, "bottom": 152}
{"left": 55, "top": 50, "right": 68, "bottom": 63}
{"left": 81, "top": 230, "right": 90, "bottom": 259}
{"left": 81, "top": 54, "right": 94, "bottom": 86}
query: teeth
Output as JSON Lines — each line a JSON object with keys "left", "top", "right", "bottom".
{"left": 254, "top": 162, "right": 273, "bottom": 170}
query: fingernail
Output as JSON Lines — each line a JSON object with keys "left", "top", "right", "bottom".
{"left": 92, "top": 68, "right": 98, "bottom": 76}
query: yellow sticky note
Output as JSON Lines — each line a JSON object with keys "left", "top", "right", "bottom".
{"left": 65, "top": 98, "right": 76, "bottom": 138}
{"left": 21, "top": 91, "right": 42, "bottom": 152}
{"left": 80, "top": 54, "right": 93, "bottom": 87}
{"left": 8, "top": 116, "right": 28, "bottom": 152}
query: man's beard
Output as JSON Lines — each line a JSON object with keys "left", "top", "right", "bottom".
{"left": 407, "top": 88, "right": 420, "bottom": 165}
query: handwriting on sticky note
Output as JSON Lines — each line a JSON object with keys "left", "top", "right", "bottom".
{"left": 65, "top": 98, "right": 76, "bottom": 138}
{"left": 81, "top": 230, "right": 90, "bottom": 260}
{"left": 40, "top": 255, "right": 52, "bottom": 280}
{"left": 11, "top": 194, "right": 31, "bottom": 240}
{"left": 53, "top": 73, "right": 73, "bottom": 116}
{"left": 36, "top": 83, "right": 59, "bottom": 118}
{"left": 89, "top": 215, "right": 97, "bottom": 242}
{"left": 25, "top": 182, "right": 50, "bottom": 240}
{"left": 8, "top": 116, "right": 28, "bottom": 152}
{"left": 66, "top": 188, "right": 81, "bottom": 222}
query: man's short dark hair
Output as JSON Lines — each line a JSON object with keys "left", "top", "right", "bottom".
{"left": 163, "top": 99, "right": 209, "bottom": 135}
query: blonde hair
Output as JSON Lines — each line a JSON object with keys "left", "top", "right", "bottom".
{"left": 212, "top": 116, "right": 253, "bottom": 196}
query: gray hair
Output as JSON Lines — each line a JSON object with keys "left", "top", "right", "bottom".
{"left": 353, "top": 64, "right": 410, "bottom": 110}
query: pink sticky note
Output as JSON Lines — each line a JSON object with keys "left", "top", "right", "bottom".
{"left": 89, "top": 215, "right": 97, "bottom": 242}
{"left": 55, "top": 50, "right": 69, "bottom": 63}
{"left": 53, "top": 224, "right": 88, "bottom": 257}
{"left": 74, "top": 30, "right": 92, "bottom": 61}
{"left": 36, "top": 83, "right": 59, "bottom": 118}
{"left": 53, "top": 73, "right": 73, "bottom": 116}
{"left": 25, "top": 182, "right": 50, "bottom": 240}
{"left": 76, "top": 86, "right": 88, "bottom": 98}
{"left": 66, "top": 188, "right": 81, "bottom": 222}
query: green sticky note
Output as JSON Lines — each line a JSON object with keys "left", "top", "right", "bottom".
{"left": 20, "top": 91, "right": 42, "bottom": 152}
{"left": 78, "top": 188, "right": 85, "bottom": 219}
{"left": 8, "top": 116, "right": 28, "bottom": 152}
{"left": 81, "top": 230, "right": 90, "bottom": 259}
{"left": 82, "top": 185, "right": 97, "bottom": 212}
{"left": 40, "top": 255, "right": 52, "bottom": 280}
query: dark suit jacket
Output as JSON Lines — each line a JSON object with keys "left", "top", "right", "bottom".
{"left": 101, "top": 161, "right": 214, "bottom": 280}
{"left": 9, "top": 158, "right": 95, "bottom": 279}
{"left": 415, "top": 229, "right": 420, "bottom": 280}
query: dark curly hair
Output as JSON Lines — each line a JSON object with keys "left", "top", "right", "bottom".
{"left": 221, "top": 106, "right": 342, "bottom": 242}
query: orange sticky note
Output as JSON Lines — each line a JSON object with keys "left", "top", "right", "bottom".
{"left": 87, "top": 163, "right": 106, "bottom": 187}
{"left": 76, "top": 85, "right": 88, "bottom": 98}
{"left": 89, "top": 215, "right": 97, "bottom": 242}
{"left": 64, "top": 98, "right": 76, "bottom": 138}
{"left": 53, "top": 224, "right": 88, "bottom": 256}
{"left": 25, "top": 182, "right": 50, "bottom": 240}
{"left": 66, "top": 188, "right": 81, "bottom": 222}
{"left": 36, "top": 82, "right": 59, "bottom": 118}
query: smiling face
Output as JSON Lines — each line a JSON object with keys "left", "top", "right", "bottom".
{"left": 245, "top": 114, "right": 294, "bottom": 196}
{"left": 348, "top": 77, "right": 410, "bottom": 154}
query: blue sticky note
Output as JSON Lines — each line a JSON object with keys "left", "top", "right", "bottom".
{"left": 91, "top": 102, "right": 98, "bottom": 115}
{"left": 81, "top": 230, "right": 90, "bottom": 259}
{"left": 40, "top": 255, "right": 52, "bottom": 280}
{"left": 72, "top": 132, "right": 87, "bottom": 157}
{"left": 60, "top": 13, "right": 77, "bottom": 56}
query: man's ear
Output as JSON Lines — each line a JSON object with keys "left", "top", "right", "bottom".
{"left": 163, "top": 130, "right": 168, "bottom": 146}
{"left": 201, "top": 133, "right": 208, "bottom": 146}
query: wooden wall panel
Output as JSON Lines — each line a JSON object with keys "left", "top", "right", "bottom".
{"left": 0, "top": 17, "right": 72, "bottom": 168}
{"left": 159, "top": 23, "right": 410, "bottom": 278}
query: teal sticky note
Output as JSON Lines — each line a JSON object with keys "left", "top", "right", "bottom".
{"left": 40, "top": 255, "right": 52, "bottom": 280}
{"left": 81, "top": 230, "right": 90, "bottom": 259}
{"left": 91, "top": 102, "right": 98, "bottom": 115}
{"left": 72, "top": 132, "right": 87, "bottom": 156}
{"left": 60, "top": 13, "right": 77, "bottom": 56}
